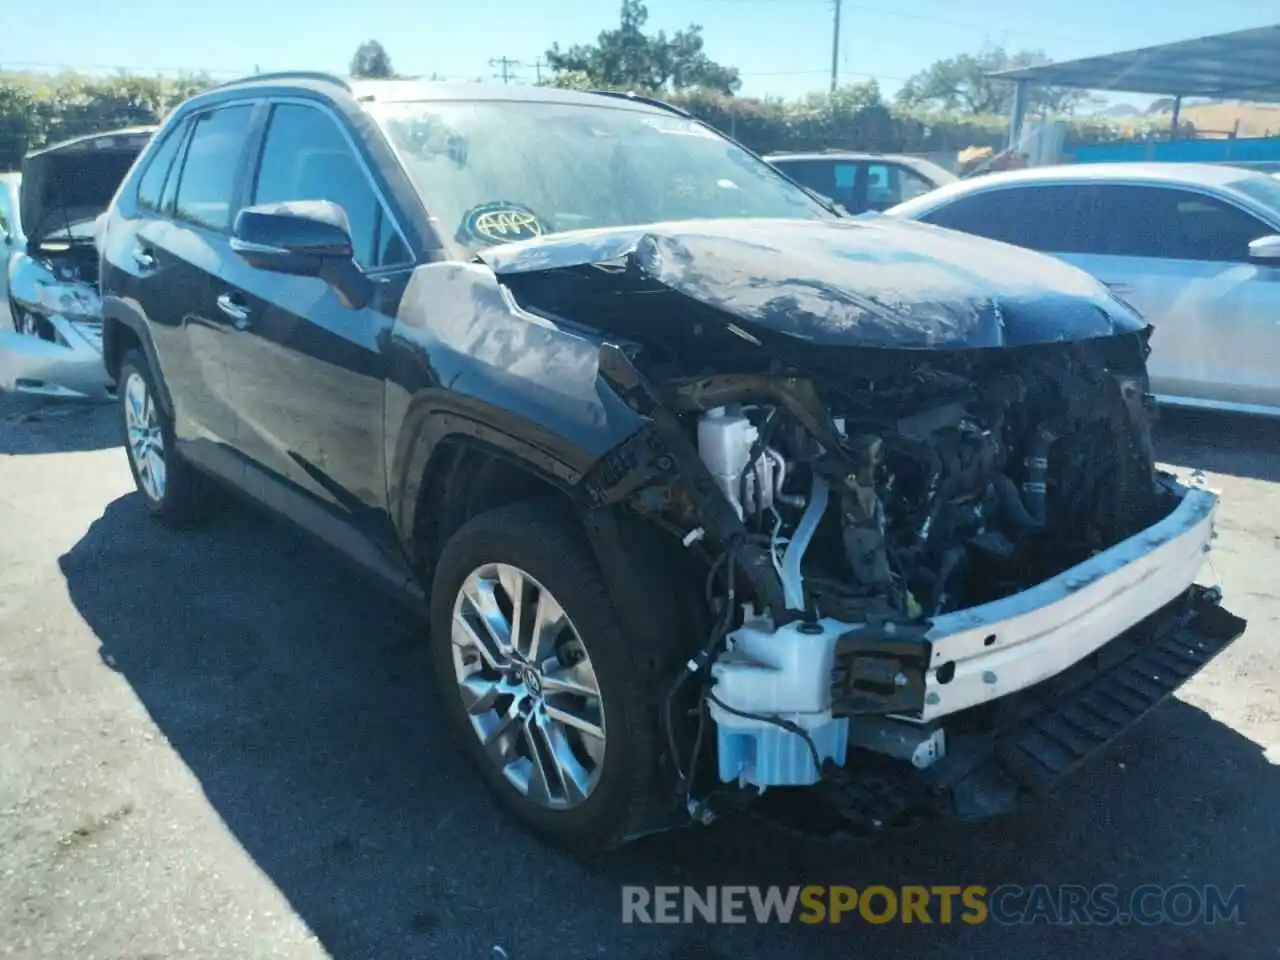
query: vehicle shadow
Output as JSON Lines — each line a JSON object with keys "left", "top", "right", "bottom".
{"left": 59, "top": 494, "right": 1275, "bottom": 960}
{"left": 1155, "top": 408, "right": 1280, "bottom": 483}
{"left": 0, "top": 393, "right": 118, "bottom": 455}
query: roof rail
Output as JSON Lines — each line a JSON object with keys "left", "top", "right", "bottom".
{"left": 586, "top": 89, "right": 691, "bottom": 118}
{"left": 205, "top": 71, "right": 352, "bottom": 93}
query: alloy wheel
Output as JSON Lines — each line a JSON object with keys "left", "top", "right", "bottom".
{"left": 124, "top": 371, "right": 166, "bottom": 502}
{"left": 450, "top": 562, "right": 607, "bottom": 809}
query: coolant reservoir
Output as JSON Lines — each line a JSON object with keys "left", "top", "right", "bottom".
{"left": 697, "top": 407, "right": 759, "bottom": 520}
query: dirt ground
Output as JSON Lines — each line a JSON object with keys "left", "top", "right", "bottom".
{"left": 1, "top": 392, "right": 1276, "bottom": 960}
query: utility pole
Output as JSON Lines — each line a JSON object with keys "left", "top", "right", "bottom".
{"left": 533, "top": 59, "right": 546, "bottom": 84}
{"left": 829, "top": 0, "right": 842, "bottom": 94}
{"left": 488, "top": 56, "right": 518, "bottom": 84}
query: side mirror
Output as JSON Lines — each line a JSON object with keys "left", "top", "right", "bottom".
{"left": 1247, "top": 234, "right": 1280, "bottom": 263}
{"left": 230, "top": 200, "right": 372, "bottom": 309}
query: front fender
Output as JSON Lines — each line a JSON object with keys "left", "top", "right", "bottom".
{"left": 384, "top": 261, "right": 648, "bottom": 557}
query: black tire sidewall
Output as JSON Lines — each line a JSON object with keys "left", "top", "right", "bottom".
{"left": 118, "top": 349, "right": 173, "bottom": 515}
{"left": 429, "top": 501, "right": 659, "bottom": 851}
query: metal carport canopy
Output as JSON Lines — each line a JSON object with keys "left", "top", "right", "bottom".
{"left": 988, "top": 24, "right": 1280, "bottom": 101}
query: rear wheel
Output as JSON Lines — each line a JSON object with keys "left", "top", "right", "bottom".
{"left": 118, "top": 348, "right": 224, "bottom": 526}
{"left": 429, "top": 501, "right": 662, "bottom": 851}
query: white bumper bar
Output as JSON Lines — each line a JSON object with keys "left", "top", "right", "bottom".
{"left": 920, "top": 479, "right": 1216, "bottom": 721}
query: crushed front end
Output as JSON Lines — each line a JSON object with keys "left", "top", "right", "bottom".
{"left": 587, "top": 330, "right": 1245, "bottom": 840}
{"left": 1, "top": 242, "right": 109, "bottom": 399}
{"left": 1, "top": 126, "right": 153, "bottom": 400}
{"left": 488, "top": 217, "right": 1248, "bottom": 840}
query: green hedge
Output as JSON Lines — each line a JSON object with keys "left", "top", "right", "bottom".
{"left": 0, "top": 71, "right": 1178, "bottom": 172}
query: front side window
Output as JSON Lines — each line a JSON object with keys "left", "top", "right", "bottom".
{"left": 1091, "top": 184, "right": 1274, "bottom": 262}
{"left": 172, "top": 104, "right": 254, "bottom": 232}
{"left": 252, "top": 103, "right": 409, "bottom": 269}
{"left": 369, "top": 99, "right": 829, "bottom": 252}
{"left": 923, "top": 185, "right": 1097, "bottom": 253}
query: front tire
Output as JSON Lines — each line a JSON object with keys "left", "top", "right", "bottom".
{"left": 118, "top": 348, "right": 223, "bottom": 526}
{"left": 429, "top": 501, "right": 662, "bottom": 852}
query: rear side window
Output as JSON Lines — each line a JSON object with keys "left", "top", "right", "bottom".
{"left": 251, "top": 102, "right": 409, "bottom": 269}
{"left": 923, "top": 185, "right": 1098, "bottom": 253}
{"left": 1089, "top": 184, "right": 1273, "bottom": 262}
{"left": 136, "top": 118, "right": 191, "bottom": 213}
{"left": 172, "top": 104, "right": 254, "bottom": 232}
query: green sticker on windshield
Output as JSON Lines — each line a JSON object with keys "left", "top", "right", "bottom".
{"left": 459, "top": 202, "right": 546, "bottom": 245}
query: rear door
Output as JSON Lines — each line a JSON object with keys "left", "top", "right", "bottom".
{"left": 215, "top": 98, "right": 415, "bottom": 565}
{"left": 121, "top": 102, "right": 258, "bottom": 476}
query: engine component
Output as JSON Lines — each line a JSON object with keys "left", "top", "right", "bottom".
{"left": 845, "top": 718, "right": 945, "bottom": 770}
{"left": 697, "top": 406, "right": 775, "bottom": 520}
{"left": 781, "top": 475, "right": 828, "bottom": 611}
{"left": 836, "top": 433, "right": 893, "bottom": 592}
{"left": 709, "top": 616, "right": 852, "bottom": 789}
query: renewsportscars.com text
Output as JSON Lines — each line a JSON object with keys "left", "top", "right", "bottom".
{"left": 621, "top": 884, "right": 1246, "bottom": 926}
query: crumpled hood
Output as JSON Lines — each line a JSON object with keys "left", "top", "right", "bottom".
{"left": 20, "top": 127, "right": 154, "bottom": 245}
{"left": 476, "top": 216, "right": 1146, "bottom": 350}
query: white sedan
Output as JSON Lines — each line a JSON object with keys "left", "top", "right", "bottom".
{"left": 888, "top": 162, "right": 1280, "bottom": 417}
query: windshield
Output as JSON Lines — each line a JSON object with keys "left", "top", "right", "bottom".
{"left": 1228, "top": 174, "right": 1280, "bottom": 220}
{"left": 368, "top": 99, "right": 829, "bottom": 251}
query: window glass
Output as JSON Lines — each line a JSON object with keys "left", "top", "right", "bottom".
{"left": 865, "top": 163, "right": 936, "bottom": 210}
{"left": 773, "top": 160, "right": 832, "bottom": 197}
{"left": 136, "top": 118, "right": 190, "bottom": 212}
{"left": 370, "top": 100, "right": 827, "bottom": 252}
{"left": 253, "top": 103, "right": 407, "bottom": 268}
{"left": 923, "top": 186, "right": 1097, "bottom": 252}
{"left": 1226, "top": 174, "right": 1280, "bottom": 219}
{"left": 1091, "top": 184, "right": 1273, "bottom": 261}
{"left": 172, "top": 104, "right": 253, "bottom": 232}
{"left": 0, "top": 189, "right": 11, "bottom": 240}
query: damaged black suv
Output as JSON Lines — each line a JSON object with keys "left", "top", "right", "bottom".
{"left": 98, "top": 73, "right": 1245, "bottom": 851}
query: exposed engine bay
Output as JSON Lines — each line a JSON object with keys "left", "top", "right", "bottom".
{"left": 688, "top": 341, "right": 1165, "bottom": 625}
{"left": 484, "top": 217, "right": 1246, "bottom": 839}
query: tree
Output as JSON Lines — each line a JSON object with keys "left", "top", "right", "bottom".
{"left": 350, "top": 40, "right": 396, "bottom": 80}
{"left": 896, "top": 44, "right": 1091, "bottom": 116}
{"left": 543, "top": 0, "right": 741, "bottom": 95}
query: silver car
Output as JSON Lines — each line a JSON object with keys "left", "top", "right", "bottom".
{"left": 0, "top": 172, "right": 20, "bottom": 333}
{"left": 888, "top": 162, "right": 1280, "bottom": 417}
{"left": 0, "top": 127, "right": 154, "bottom": 399}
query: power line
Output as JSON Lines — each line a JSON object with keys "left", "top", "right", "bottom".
{"left": 488, "top": 56, "right": 520, "bottom": 84}
{"left": 829, "top": 0, "right": 842, "bottom": 94}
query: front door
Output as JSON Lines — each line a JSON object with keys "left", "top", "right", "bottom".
{"left": 215, "top": 100, "right": 415, "bottom": 564}
{"left": 1061, "top": 183, "right": 1280, "bottom": 410}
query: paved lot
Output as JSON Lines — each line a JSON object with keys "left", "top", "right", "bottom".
{"left": 1, "top": 392, "right": 1277, "bottom": 960}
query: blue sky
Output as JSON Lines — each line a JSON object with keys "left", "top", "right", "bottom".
{"left": 2, "top": 0, "right": 1277, "bottom": 102}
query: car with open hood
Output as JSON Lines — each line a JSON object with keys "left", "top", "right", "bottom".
{"left": 96, "top": 74, "right": 1245, "bottom": 851}
{"left": 0, "top": 126, "right": 154, "bottom": 399}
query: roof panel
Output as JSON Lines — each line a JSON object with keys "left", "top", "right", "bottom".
{"left": 989, "top": 25, "right": 1280, "bottom": 101}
